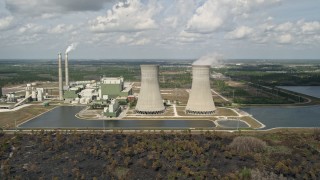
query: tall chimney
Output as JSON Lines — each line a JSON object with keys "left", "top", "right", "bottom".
{"left": 65, "top": 53, "right": 69, "bottom": 86}
{"left": 58, "top": 53, "right": 63, "bottom": 100}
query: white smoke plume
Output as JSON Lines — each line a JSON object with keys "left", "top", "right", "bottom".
{"left": 65, "top": 43, "right": 78, "bottom": 54}
{"left": 193, "top": 53, "right": 223, "bottom": 66}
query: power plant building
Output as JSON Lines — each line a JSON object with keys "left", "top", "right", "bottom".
{"left": 64, "top": 87, "right": 81, "bottom": 99}
{"left": 104, "top": 99, "right": 121, "bottom": 117}
{"left": 99, "top": 77, "right": 132, "bottom": 100}
{"left": 135, "top": 65, "right": 165, "bottom": 114}
{"left": 186, "top": 65, "right": 216, "bottom": 115}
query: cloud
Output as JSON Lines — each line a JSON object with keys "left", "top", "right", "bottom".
{"left": 5, "top": 0, "right": 115, "bottom": 16}
{"left": 132, "top": 38, "right": 150, "bottom": 45}
{"left": 186, "top": 0, "right": 226, "bottom": 33}
{"left": 277, "top": 34, "right": 293, "bottom": 44}
{"left": 0, "top": 16, "right": 14, "bottom": 30}
{"left": 176, "top": 30, "right": 209, "bottom": 43}
{"left": 18, "top": 23, "right": 45, "bottom": 34}
{"left": 185, "top": 0, "right": 281, "bottom": 34}
{"left": 300, "top": 21, "right": 320, "bottom": 34}
{"left": 116, "top": 35, "right": 133, "bottom": 44}
{"left": 251, "top": 20, "right": 320, "bottom": 45}
{"left": 275, "top": 22, "right": 293, "bottom": 32}
{"left": 116, "top": 35, "right": 150, "bottom": 46}
{"left": 226, "top": 26, "right": 253, "bottom": 39}
{"left": 89, "top": 0, "right": 159, "bottom": 33}
{"left": 48, "top": 24, "right": 74, "bottom": 34}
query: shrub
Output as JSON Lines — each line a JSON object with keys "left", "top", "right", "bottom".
{"left": 228, "top": 136, "right": 267, "bottom": 153}
{"left": 239, "top": 167, "right": 251, "bottom": 180}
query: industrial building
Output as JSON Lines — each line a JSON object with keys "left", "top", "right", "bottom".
{"left": 103, "top": 99, "right": 121, "bottom": 117}
{"left": 135, "top": 65, "right": 165, "bottom": 114}
{"left": 99, "top": 77, "right": 132, "bottom": 99}
{"left": 186, "top": 65, "right": 216, "bottom": 115}
{"left": 63, "top": 86, "right": 81, "bottom": 99}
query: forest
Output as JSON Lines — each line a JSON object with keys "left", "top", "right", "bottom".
{"left": 1, "top": 130, "right": 319, "bottom": 179}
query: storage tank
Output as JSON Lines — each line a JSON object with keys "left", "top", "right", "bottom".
{"left": 80, "top": 98, "right": 86, "bottom": 104}
{"left": 84, "top": 98, "right": 89, "bottom": 104}
{"left": 31, "top": 90, "right": 37, "bottom": 101}
{"left": 25, "top": 90, "right": 30, "bottom": 98}
{"left": 25, "top": 84, "right": 32, "bottom": 97}
{"left": 135, "top": 65, "right": 165, "bottom": 114}
{"left": 37, "top": 90, "right": 43, "bottom": 101}
{"left": 186, "top": 65, "right": 216, "bottom": 115}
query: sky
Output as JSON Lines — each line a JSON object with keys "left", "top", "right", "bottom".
{"left": 0, "top": 0, "right": 319, "bottom": 60}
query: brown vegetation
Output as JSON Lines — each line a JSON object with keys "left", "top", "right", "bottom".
{"left": 228, "top": 136, "right": 267, "bottom": 153}
{"left": 0, "top": 130, "right": 319, "bottom": 179}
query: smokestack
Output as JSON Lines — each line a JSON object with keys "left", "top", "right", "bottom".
{"left": 58, "top": 53, "right": 63, "bottom": 100}
{"left": 65, "top": 53, "right": 69, "bottom": 86}
{"left": 135, "top": 65, "right": 165, "bottom": 114}
{"left": 186, "top": 65, "right": 216, "bottom": 115}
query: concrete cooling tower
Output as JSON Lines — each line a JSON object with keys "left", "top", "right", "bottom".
{"left": 135, "top": 65, "right": 165, "bottom": 114}
{"left": 186, "top": 65, "right": 216, "bottom": 115}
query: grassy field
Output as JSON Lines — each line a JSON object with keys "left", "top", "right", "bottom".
{"left": 240, "top": 116, "right": 264, "bottom": 129}
{"left": 0, "top": 105, "right": 55, "bottom": 129}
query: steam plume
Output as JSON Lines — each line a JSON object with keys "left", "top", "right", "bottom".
{"left": 193, "top": 53, "right": 223, "bottom": 66}
{"left": 65, "top": 43, "right": 78, "bottom": 54}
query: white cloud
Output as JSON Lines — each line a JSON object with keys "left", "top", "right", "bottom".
{"left": 186, "top": 0, "right": 226, "bottom": 33}
{"left": 301, "top": 21, "right": 320, "bottom": 34}
{"left": 18, "top": 23, "right": 45, "bottom": 34}
{"left": 89, "top": 0, "right": 159, "bottom": 33}
{"left": 185, "top": 0, "right": 281, "bottom": 34}
{"left": 48, "top": 24, "right": 74, "bottom": 34}
{"left": 226, "top": 26, "right": 253, "bottom": 39}
{"left": 116, "top": 35, "right": 133, "bottom": 44}
{"left": 132, "top": 38, "right": 150, "bottom": 45}
{"left": 0, "top": 16, "right": 14, "bottom": 30}
{"left": 275, "top": 22, "right": 293, "bottom": 32}
{"left": 277, "top": 34, "right": 293, "bottom": 44}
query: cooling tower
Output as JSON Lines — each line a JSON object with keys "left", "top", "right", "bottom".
{"left": 58, "top": 53, "right": 63, "bottom": 100}
{"left": 65, "top": 53, "right": 69, "bottom": 86}
{"left": 186, "top": 65, "right": 216, "bottom": 115}
{"left": 135, "top": 65, "right": 165, "bottom": 114}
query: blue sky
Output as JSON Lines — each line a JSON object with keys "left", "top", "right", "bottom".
{"left": 0, "top": 0, "right": 319, "bottom": 59}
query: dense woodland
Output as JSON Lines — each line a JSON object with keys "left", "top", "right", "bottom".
{"left": 0, "top": 60, "right": 192, "bottom": 88}
{"left": 1, "top": 130, "right": 320, "bottom": 179}
{"left": 218, "top": 64, "right": 320, "bottom": 86}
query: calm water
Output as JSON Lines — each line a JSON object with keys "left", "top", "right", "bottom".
{"left": 278, "top": 86, "right": 320, "bottom": 98}
{"left": 18, "top": 105, "right": 320, "bottom": 130}
{"left": 241, "top": 105, "right": 320, "bottom": 129}
{"left": 18, "top": 106, "right": 215, "bottom": 129}
{"left": 217, "top": 120, "right": 249, "bottom": 128}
